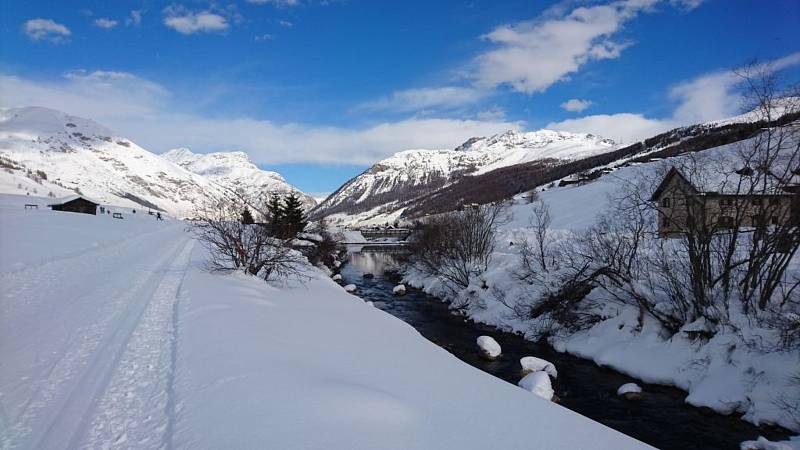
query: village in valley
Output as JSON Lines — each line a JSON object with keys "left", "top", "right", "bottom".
{"left": 1, "top": 1, "right": 799, "bottom": 450}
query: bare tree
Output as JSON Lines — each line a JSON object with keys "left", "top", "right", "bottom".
{"left": 409, "top": 202, "right": 510, "bottom": 291}
{"left": 191, "top": 193, "right": 308, "bottom": 282}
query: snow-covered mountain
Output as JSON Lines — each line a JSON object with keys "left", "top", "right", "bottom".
{"left": 0, "top": 106, "right": 313, "bottom": 216}
{"left": 313, "top": 129, "right": 616, "bottom": 223}
{"left": 162, "top": 148, "right": 316, "bottom": 209}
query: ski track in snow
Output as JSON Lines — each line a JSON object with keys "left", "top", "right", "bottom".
{"left": 0, "top": 226, "right": 195, "bottom": 450}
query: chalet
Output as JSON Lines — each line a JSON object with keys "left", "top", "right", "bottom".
{"left": 48, "top": 195, "right": 100, "bottom": 215}
{"left": 650, "top": 167, "right": 800, "bottom": 236}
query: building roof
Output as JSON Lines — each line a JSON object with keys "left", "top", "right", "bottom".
{"left": 649, "top": 167, "right": 695, "bottom": 201}
{"left": 47, "top": 194, "right": 100, "bottom": 207}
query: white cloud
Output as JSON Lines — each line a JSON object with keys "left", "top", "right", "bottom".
{"left": 547, "top": 51, "right": 800, "bottom": 143}
{"left": 279, "top": 20, "right": 293, "bottom": 27}
{"left": 93, "top": 18, "right": 119, "bottom": 30}
{"left": 126, "top": 10, "right": 144, "bottom": 27}
{"left": 163, "top": 6, "right": 228, "bottom": 35}
{"left": 473, "top": 0, "right": 662, "bottom": 94}
{"left": 547, "top": 113, "right": 674, "bottom": 143}
{"left": 23, "top": 18, "right": 71, "bottom": 43}
{"left": 560, "top": 98, "right": 593, "bottom": 112}
{"left": 248, "top": 0, "right": 300, "bottom": 6}
{"left": 0, "top": 71, "right": 519, "bottom": 165}
{"left": 358, "top": 87, "right": 486, "bottom": 113}
{"left": 255, "top": 33, "right": 274, "bottom": 42}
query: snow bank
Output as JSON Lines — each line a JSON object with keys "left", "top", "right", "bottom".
{"left": 740, "top": 436, "right": 800, "bottom": 450}
{"left": 520, "top": 356, "right": 558, "bottom": 379}
{"left": 477, "top": 335, "right": 502, "bottom": 359}
{"left": 518, "top": 372, "right": 555, "bottom": 401}
{"left": 173, "top": 248, "right": 650, "bottom": 449}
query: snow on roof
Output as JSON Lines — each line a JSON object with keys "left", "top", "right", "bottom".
{"left": 47, "top": 194, "right": 100, "bottom": 206}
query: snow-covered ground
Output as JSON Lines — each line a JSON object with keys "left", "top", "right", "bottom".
{"left": 0, "top": 193, "right": 649, "bottom": 449}
{"left": 403, "top": 135, "right": 800, "bottom": 435}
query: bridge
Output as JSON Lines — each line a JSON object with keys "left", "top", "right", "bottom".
{"left": 358, "top": 228, "right": 412, "bottom": 240}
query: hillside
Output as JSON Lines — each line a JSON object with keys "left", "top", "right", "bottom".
{"left": 0, "top": 106, "right": 314, "bottom": 216}
{"left": 312, "top": 129, "right": 616, "bottom": 224}
{"left": 162, "top": 148, "right": 316, "bottom": 209}
{"left": 315, "top": 108, "right": 800, "bottom": 226}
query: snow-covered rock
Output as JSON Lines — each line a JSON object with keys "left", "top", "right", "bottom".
{"left": 477, "top": 335, "right": 502, "bottom": 359}
{"left": 518, "top": 371, "right": 555, "bottom": 401}
{"left": 520, "top": 356, "right": 558, "bottom": 379}
{"left": 343, "top": 284, "right": 357, "bottom": 293}
{"left": 332, "top": 273, "right": 343, "bottom": 283}
{"left": 392, "top": 284, "right": 406, "bottom": 295}
{"left": 617, "top": 383, "right": 643, "bottom": 400}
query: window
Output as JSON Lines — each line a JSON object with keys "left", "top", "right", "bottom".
{"left": 752, "top": 198, "right": 762, "bottom": 206}
{"left": 661, "top": 217, "right": 670, "bottom": 228}
{"left": 720, "top": 198, "right": 733, "bottom": 207}
{"left": 769, "top": 198, "right": 780, "bottom": 206}
{"left": 719, "top": 216, "right": 734, "bottom": 228}
{"left": 661, "top": 197, "right": 671, "bottom": 207}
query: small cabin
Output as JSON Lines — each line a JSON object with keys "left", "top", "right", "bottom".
{"left": 650, "top": 167, "right": 799, "bottom": 236}
{"left": 48, "top": 195, "right": 99, "bottom": 215}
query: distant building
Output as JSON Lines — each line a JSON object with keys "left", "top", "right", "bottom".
{"left": 48, "top": 195, "right": 99, "bottom": 215}
{"left": 650, "top": 167, "right": 799, "bottom": 236}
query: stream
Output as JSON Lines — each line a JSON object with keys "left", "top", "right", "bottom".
{"left": 341, "top": 248, "right": 793, "bottom": 450}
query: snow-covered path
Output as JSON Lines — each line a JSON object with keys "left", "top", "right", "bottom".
{"left": 0, "top": 201, "right": 193, "bottom": 449}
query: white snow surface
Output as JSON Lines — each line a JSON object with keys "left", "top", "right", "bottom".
{"left": 518, "top": 371, "right": 555, "bottom": 401}
{"left": 0, "top": 193, "right": 649, "bottom": 449}
{"left": 520, "top": 356, "right": 558, "bottom": 379}
{"left": 393, "top": 284, "right": 407, "bottom": 294}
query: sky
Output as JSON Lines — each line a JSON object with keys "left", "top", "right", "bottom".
{"left": 1, "top": 0, "right": 799, "bottom": 195}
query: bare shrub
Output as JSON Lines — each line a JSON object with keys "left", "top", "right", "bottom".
{"left": 192, "top": 194, "right": 308, "bottom": 283}
{"left": 409, "top": 202, "right": 510, "bottom": 291}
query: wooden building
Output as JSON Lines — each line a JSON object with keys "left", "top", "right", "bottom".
{"left": 650, "top": 167, "right": 799, "bottom": 236}
{"left": 48, "top": 195, "right": 100, "bottom": 215}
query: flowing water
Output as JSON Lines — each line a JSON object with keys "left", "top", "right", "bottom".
{"left": 341, "top": 248, "right": 792, "bottom": 450}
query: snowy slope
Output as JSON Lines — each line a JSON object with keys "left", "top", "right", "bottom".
{"left": 314, "top": 130, "right": 616, "bottom": 222}
{"left": 0, "top": 106, "right": 315, "bottom": 217}
{"left": 162, "top": 148, "right": 317, "bottom": 209}
{"left": 0, "top": 193, "right": 649, "bottom": 449}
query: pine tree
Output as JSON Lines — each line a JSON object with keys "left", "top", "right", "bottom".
{"left": 281, "top": 192, "right": 308, "bottom": 238}
{"left": 241, "top": 207, "right": 255, "bottom": 225}
{"left": 266, "top": 193, "right": 284, "bottom": 236}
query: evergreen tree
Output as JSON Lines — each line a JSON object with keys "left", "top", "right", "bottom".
{"left": 266, "top": 193, "right": 284, "bottom": 236}
{"left": 281, "top": 192, "right": 308, "bottom": 238}
{"left": 241, "top": 207, "right": 255, "bottom": 225}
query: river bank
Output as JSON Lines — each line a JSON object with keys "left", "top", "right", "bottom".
{"left": 340, "top": 249, "right": 794, "bottom": 450}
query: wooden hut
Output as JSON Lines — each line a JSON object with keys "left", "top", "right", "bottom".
{"left": 48, "top": 195, "right": 99, "bottom": 215}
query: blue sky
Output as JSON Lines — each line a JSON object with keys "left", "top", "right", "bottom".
{"left": 1, "top": 0, "right": 799, "bottom": 194}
